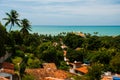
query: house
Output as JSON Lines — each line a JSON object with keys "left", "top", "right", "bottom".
{"left": 69, "top": 61, "right": 82, "bottom": 74}
{"left": 69, "top": 61, "right": 89, "bottom": 75}
{"left": 25, "top": 63, "right": 68, "bottom": 80}
{"left": 0, "top": 62, "right": 14, "bottom": 80}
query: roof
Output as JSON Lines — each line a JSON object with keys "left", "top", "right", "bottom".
{"left": 75, "top": 66, "right": 88, "bottom": 74}
{"left": 43, "top": 63, "right": 57, "bottom": 70}
{"left": 25, "top": 63, "right": 68, "bottom": 80}
{"left": 25, "top": 69, "right": 68, "bottom": 80}
{"left": 101, "top": 76, "right": 112, "bottom": 80}
{"left": 0, "top": 62, "right": 14, "bottom": 70}
{"left": 63, "top": 50, "right": 67, "bottom": 56}
{"left": 0, "top": 69, "right": 14, "bottom": 74}
{"left": 45, "top": 77, "right": 64, "bottom": 80}
{"left": 0, "top": 76, "right": 9, "bottom": 80}
{"left": 0, "top": 62, "right": 14, "bottom": 74}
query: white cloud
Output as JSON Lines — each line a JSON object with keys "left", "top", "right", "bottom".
{"left": 0, "top": 0, "right": 120, "bottom": 25}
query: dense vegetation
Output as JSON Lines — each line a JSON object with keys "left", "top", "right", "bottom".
{"left": 0, "top": 10, "right": 120, "bottom": 80}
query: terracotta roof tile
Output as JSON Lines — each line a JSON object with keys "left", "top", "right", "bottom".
{"left": 1, "top": 62, "right": 14, "bottom": 70}
{"left": 25, "top": 69, "right": 68, "bottom": 80}
{"left": 0, "top": 69, "right": 14, "bottom": 74}
{"left": 101, "top": 76, "right": 112, "bottom": 80}
{"left": 43, "top": 63, "right": 57, "bottom": 70}
{"left": 0, "top": 76, "right": 9, "bottom": 80}
{"left": 75, "top": 66, "right": 88, "bottom": 74}
{"left": 0, "top": 62, "right": 14, "bottom": 74}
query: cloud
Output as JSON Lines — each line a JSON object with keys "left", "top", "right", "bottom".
{"left": 0, "top": 0, "right": 120, "bottom": 25}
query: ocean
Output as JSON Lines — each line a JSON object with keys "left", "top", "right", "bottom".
{"left": 9, "top": 25, "right": 120, "bottom": 36}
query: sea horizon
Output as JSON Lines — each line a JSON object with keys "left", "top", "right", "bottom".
{"left": 7, "top": 25, "right": 120, "bottom": 36}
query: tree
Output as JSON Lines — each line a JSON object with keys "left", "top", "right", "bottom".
{"left": 0, "top": 22, "right": 7, "bottom": 57}
{"left": 63, "top": 33, "right": 84, "bottom": 49}
{"left": 20, "top": 18, "right": 31, "bottom": 35}
{"left": 3, "top": 10, "right": 20, "bottom": 31}
{"left": 87, "top": 62, "right": 103, "bottom": 80}
{"left": 110, "top": 53, "right": 120, "bottom": 73}
{"left": 37, "top": 41, "right": 64, "bottom": 66}
{"left": 87, "top": 36, "right": 101, "bottom": 50}
{"left": 66, "top": 48, "right": 84, "bottom": 62}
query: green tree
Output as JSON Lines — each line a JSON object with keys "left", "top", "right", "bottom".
{"left": 87, "top": 36, "right": 101, "bottom": 50}
{"left": 22, "top": 74, "right": 35, "bottom": 80}
{"left": 87, "top": 62, "right": 103, "bottom": 80}
{"left": 66, "top": 48, "right": 84, "bottom": 62}
{"left": 0, "top": 22, "right": 7, "bottom": 57}
{"left": 90, "top": 50, "right": 111, "bottom": 65}
{"left": 3, "top": 10, "right": 20, "bottom": 31}
{"left": 20, "top": 18, "right": 31, "bottom": 35}
{"left": 63, "top": 33, "right": 84, "bottom": 49}
{"left": 37, "top": 41, "right": 63, "bottom": 66}
{"left": 110, "top": 53, "right": 120, "bottom": 73}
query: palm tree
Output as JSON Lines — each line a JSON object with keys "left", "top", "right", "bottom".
{"left": 20, "top": 18, "right": 31, "bottom": 35}
{"left": 3, "top": 10, "right": 20, "bottom": 32}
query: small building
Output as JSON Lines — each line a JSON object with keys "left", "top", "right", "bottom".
{"left": 69, "top": 61, "right": 82, "bottom": 74}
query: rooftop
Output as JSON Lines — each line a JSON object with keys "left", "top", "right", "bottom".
{"left": 25, "top": 63, "right": 68, "bottom": 80}
{"left": 75, "top": 66, "right": 88, "bottom": 74}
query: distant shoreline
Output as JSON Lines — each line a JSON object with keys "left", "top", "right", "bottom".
{"left": 6, "top": 25, "right": 120, "bottom": 36}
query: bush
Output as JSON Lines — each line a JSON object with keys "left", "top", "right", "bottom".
{"left": 22, "top": 74, "right": 35, "bottom": 80}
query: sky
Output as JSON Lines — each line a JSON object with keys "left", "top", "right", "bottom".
{"left": 0, "top": 0, "right": 120, "bottom": 25}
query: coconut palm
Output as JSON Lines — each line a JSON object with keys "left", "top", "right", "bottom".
{"left": 20, "top": 18, "right": 31, "bottom": 35}
{"left": 3, "top": 10, "right": 20, "bottom": 31}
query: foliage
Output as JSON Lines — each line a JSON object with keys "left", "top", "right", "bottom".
{"left": 22, "top": 74, "right": 35, "bottom": 80}
{"left": 12, "top": 57, "right": 22, "bottom": 71}
{"left": 87, "top": 36, "right": 101, "bottom": 50}
{"left": 63, "top": 32, "right": 84, "bottom": 49}
{"left": 0, "top": 22, "right": 7, "bottom": 57}
{"left": 3, "top": 10, "right": 20, "bottom": 31}
{"left": 66, "top": 48, "right": 84, "bottom": 62}
{"left": 27, "top": 56, "right": 41, "bottom": 68}
{"left": 87, "top": 62, "right": 103, "bottom": 80}
{"left": 110, "top": 53, "right": 120, "bottom": 73}
{"left": 59, "top": 61, "right": 69, "bottom": 70}
{"left": 20, "top": 18, "right": 31, "bottom": 35}
{"left": 90, "top": 50, "right": 111, "bottom": 64}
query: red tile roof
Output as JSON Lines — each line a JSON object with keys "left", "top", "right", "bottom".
{"left": 25, "top": 63, "right": 68, "bottom": 80}
{"left": 25, "top": 69, "right": 68, "bottom": 80}
{"left": 75, "top": 66, "right": 88, "bottom": 74}
{"left": 0, "top": 62, "right": 14, "bottom": 74}
{"left": 1, "top": 62, "right": 14, "bottom": 70}
{"left": 0, "top": 69, "right": 14, "bottom": 74}
{"left": 43, "top": 63, "right": 57, "bottom": 70}
{"left": 0, "top": 76, "right": 9, "bottom": 80}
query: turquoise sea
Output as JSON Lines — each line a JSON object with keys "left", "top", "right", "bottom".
{"left": 10, "top": 25, "right": 120, "bottom": 36}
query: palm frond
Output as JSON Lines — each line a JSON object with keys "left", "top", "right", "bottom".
{"left": 2, "top": 18, "right": 9, "bottom": 20}
{"left": 5, "top": 20, "right": 10, "bottom": 26}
